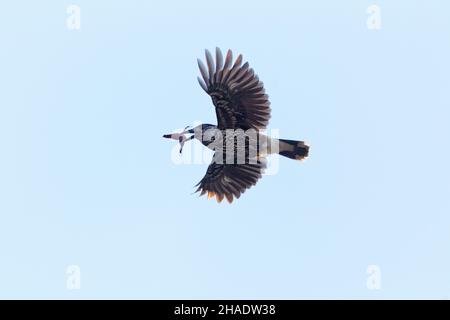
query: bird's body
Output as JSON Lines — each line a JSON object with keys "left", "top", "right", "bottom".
{"left": 164, "top": 48, "right": 309, "bottom": 203}
{"left": 190, "top": 125, "right": 305, "bottom": 158}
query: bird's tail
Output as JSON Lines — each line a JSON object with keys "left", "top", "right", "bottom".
{"left": 277, "top": 139, "right": 310, "bottom": 161}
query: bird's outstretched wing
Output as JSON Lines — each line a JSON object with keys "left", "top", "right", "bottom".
{"left": 197, "top": 48, "right": 271, "bottom": 130}
{"left": 195, "top": 157, "right": 267, "bottom": 203}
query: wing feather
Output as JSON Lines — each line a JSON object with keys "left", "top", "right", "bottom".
{"left": 205, "top": 49, "right": 215, "bottom": 84}
{"left": 195, "top": 157, "right": 266, "bottom": 203}
{"left": 197, "top": 59, "right": 209, "bottom": 85}
{"left": 196, "top": 49, "right": 271, "bottom": 130}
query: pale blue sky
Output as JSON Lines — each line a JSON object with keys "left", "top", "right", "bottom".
{"left": 1, "top": 0, "right": 450, "bottom": 299}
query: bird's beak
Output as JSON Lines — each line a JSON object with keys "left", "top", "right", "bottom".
{"left": 162, "top": 133, "right": 180, "bottom": 140}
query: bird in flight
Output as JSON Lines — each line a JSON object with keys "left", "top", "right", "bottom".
{"left": 164, "top": 48, "right": 309, "bottom": 203}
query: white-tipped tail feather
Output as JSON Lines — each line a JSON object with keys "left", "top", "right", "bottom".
{"left": 276, "top": 139, "right": 310, "bottom": 160}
